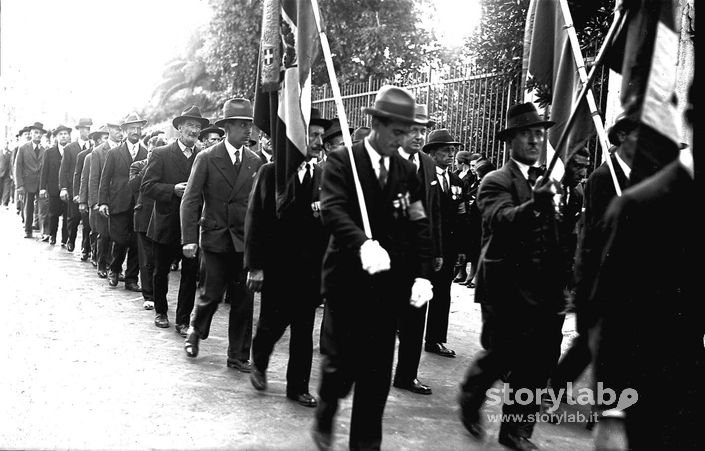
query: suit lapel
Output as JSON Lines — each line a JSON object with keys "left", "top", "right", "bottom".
{"left": 232, "top": 148, "right": 257, "bottom": 195}
{"left": 117, "top": 143, "right": 132, "bottom": 167}
{"left": 352, "top": 142, "right": 382, "bottom": 204}
{"left": 506, "top": 159, "right": 532, "bottom": 202}
{"left": 170, "top": 142, "right": 190, "bottom": 179}
{"left": 213, "top": 143, "right": 236, "bottom": 188}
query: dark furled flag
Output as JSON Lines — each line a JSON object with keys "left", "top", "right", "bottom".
{"left": 254, "top": 0, "right": 319, "bottom": 216}
{"left": 606, "top": 0, "right": 681, "bottom": 184}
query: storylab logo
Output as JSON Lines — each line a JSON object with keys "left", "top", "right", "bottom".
{"left": 486, "top": 382, "right": 638, "bottom": 412}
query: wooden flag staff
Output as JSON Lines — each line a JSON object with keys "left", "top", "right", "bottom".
{"left": 310, "top": 0, "right": 372, "bottom": 238}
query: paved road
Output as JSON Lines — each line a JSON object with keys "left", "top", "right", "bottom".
{"left": 0, "top": 205, "right": 593, "bottom": 450}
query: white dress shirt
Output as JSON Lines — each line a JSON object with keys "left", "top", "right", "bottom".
{"left": 125, "top": 140, "right": 139, "bottom": 160}
{"left": 177, "top": 139, "right": 194, "bottom": 159}
{"left": 364, "top": 138, "right": 389, "bottom": 180}
{"left": 224, "top": 139, "right": 243, "bottom": 165}
{"left": 614, "top": 152, "right": 632, "bottom": 180}
{"left": 435, "top": 166, "right": 450, "bottom": 191}
{"left": 397, "top": 147, "right": 420, "bottom": 171}
{"left": 297, "top": 158, "right": 316, "bottom": 183}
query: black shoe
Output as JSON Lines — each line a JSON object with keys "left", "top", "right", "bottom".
{"left": 287, "top": 392, "right": 317, "bottom": 408}
{"left": 60, "top": 242, "right": 66, "bottom": 248}
{"left": 424, "top": 342, "right": 456, "bottom": 358}
{"left": 49, "top": 236, "right": 57, "bottom": 245}
{"left": 458, "top": 393, "right": 484, "bottom": 439}
{"left": 154, "top": 313, "right": 170, "bottom": 328}
{"left": 227, "top": 358, "right": 253, "bottom": 373}
{"left": 24, "top": 231, "right": 33, "bottom": 239}
{"left": 124, "top": 281, "right": 141, "bottom": 292}
{"left": 107, "top": 272, "right": 118, "bottom": 286}
{"left": 250, "top": 368, "right": 267, "bottom": 391}
{"left": 80, "top": 252, "right": 89, "bottom": 261}
{"left": 174, "top": 324, "right": 189, "bottom": 337}
{"left": 118, "top": 273, "right": 125, "bottom": 282}
{"left": 311, "top": 427, "right": 333, "bottom": 451}
{"left": 498, "top": 431, "right": 538, "bottom": 451}
{"left": 66, "top": 242, "right": 74, "bottom": 252}
{"left": 91, "top": 259, "right": 98, "bottom": 267}
{"left": 393, "top": 378, "right": 432, "bottom": 395}
{"left": 184, "top": 327, "right": 200, "bottom": 358}
{"left": 97, "top": 269, "right": 108, "bottom": 279}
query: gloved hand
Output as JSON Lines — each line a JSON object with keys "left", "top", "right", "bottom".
{"left": 182, "top": 243, "right": 198, "bottom": 259}
{"left": 532, "top": 176, "right": 560, "bottom": 214}
{"left": 78, "top": 203, "right": 87, "bottom": 213}
{"left": 73, "top": 195, "right": 80, "bottom": 204}
{"left": 59, "top": 188, "right": 69, "bottom": 202}
{"left": 39, "top": 189, "right": 48, "bottom": 199}
{"left": 410, "top": 277, "right": 433, "bottom": 307}
{"left": 359, "top": 239, "right": 391, "bottom": 275}
{"left": 98, "top": 204, "right": 110, "bottom": 217}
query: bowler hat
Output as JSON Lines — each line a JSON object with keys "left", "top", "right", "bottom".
{"left": 89, "top": 125, "right": 109, "bottom": 140}
{"left": 214, "top": 98, "right": 254, "bottom": 127}
{"left": 198, "top": 124, "right": 224, "bottom": 140}
{"left": 414, "top": 104, "right": 436, "bottom": 128}
{"left": 423, "top": 129, "right": 461, "bottom": 153}
{"left": 362, "top": 85, "right": 424, "bottom": 125}
{"left": 173, "top": 105, "right": 210, "bottom": 130}
{"left": 322, "top": 117, "right": 353, "bottom": 143}
{"left": 29, "top": 122, "right": 47, "bottom": 134}
{"left": 121, "top": 112, "right": 147, "bottom": 128}
{"left": 497, "top": 102, "right": 554, "bottom": 141}
{"left": 607, "top": 112, "right": 638, "bottom": 145}
{"left": 75, "top": 117, "right": 93, "bottom": 130}
{"left": 52, "top": 124, "right": 72, "bottom": 136}
{"left": 310, "top": 108, "right": 332, "bottom": 129}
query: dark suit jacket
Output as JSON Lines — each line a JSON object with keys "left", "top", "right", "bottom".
{"left": 0, "top": 149, "right": 12, "bottom": 178}
{"left": 129, "top": 159, "right": 155, "bottom": 233}
{"left": 40, "top": 146, "right": 62, "bottom": 196}
{"left": 572, "top": 156, "right": 628, "bottom": 311}
{"left": 434, "top": 170, "right": 469, "bottom": 258}
{"left": 60, "top": 140, "right": 85, "bottom": 193}
{"left": 79, "top": 152, "right": 92, "bottom": 204}
{"left": 142, "top": 141, "right": 198, "bottom": 244}
{"left": 245, "top": 162, "right": 326, "bottom": 306}
{"left": 417, "top": 151, "right": 443, "bottom": 258}
{"left": 474, "top": 159, "right": 564, "bottom": 311}
{"left": 590, "top": 160, "right": 703, "bottom": 449}
{"left": 14, "top": 142, "right": 45, "bottom": 192}
{"left": 89, "top": 141, "right": 112, "bottom": 208}
{"left": 74, "top": 147, "right": 92, "bottom": 202}
{"left": 98, "top": 142, "right": 148, "bottom": 214}
{"left": 320, "top": 142, "right": 433, "bottom": 302}
{"left": 181, "top": 142, "right": 263, "bottom": 253}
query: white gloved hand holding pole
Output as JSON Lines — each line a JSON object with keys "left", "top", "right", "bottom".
{"left": 409, "top": 277, "right": 433, "bottom": 308}
{"left": 359, "top": 239, "right": 391, "bottom": 275}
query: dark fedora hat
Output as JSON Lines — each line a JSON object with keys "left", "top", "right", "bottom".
{"left": 28, "top": 122, "right": 47, "bottom": 134}
{"left": 310, "top": 108, "right": 332, "bottom": 129}
{"left": 121, "top": 112, "right": 147, "bottom": 128}
{"left": 414, "top": 104, "right": 436, "bottom": 128}
{"left": 362, "top": 85, "right": 424, "bottom": 125}
{"left": 17, "top": 125, "right": 30, "bottom": 136}
{"left": 89, "top": 125, "right": 109, "bottom": 140}
{"left": 214, "top": 98, "right": 254, "bottom": 127}
{"left": 248, "top": 137, "right": 258, "bottom": 147}
{"left": 75, "top": 117, "right": 93, "bottom": 129}
{"left": 173, "top": 105, "right": 210, "bottom": 129}
{"left": 497, "top": 102, "right": 554, "bottom": 141}
{"left": 52, "top": 124, "right": 72, "bottom": 136}
{"left": 198, "top": 124, "right": 224, "bottom": 140}
{"left": 322, "top": 117, "right": 353, "bottom": 143}
{"left": 423, "top": 128, "right": 461, "bottom": 153}
{"left": 607, "top": 112, "right": 639, "bottom": 145}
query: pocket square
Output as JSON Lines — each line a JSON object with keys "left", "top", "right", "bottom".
{"left": 430, "top": 180, "right": 438, "bottom": 186}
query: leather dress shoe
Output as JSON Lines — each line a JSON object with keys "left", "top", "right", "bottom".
{"left": 425, "top": 342, "right": 456, "bottom": 358}
{"left": 97, "top": 270, "right": 108, "bottom": 279}
{"left": 498, "top": 431, "right": 539, "bottom": 451}
{"left": 174, "top": 324, "right": 188, "bottom": 337}
{"left": 80, "top": 252, "right": 89, "bottom": 261}
{"left": 458, "top": 394, "right": 484, "bottom": 439}
{"left": 184, "top": 327, "right": 200, "bottom": 358}
{"left": 249, "top": 368, "right": 267, "bottom": 391}
{"left": 49, "top": 236, "right": 57, "bottom": 245}
{"left": 107, "top": 272, "right": 118, "bottom": 287}
{"left": 124, "top": 281, "right": 141, "bottom": 292}
{"left": 287, "top": 392, "right": 317, "bottom": 408}
{"left": 66, "top": 242, "right": 74, "bottom": 252}
{"left": 226, "top": 358, "right": 253, "bottom": 373}
{"left": 60, "top": 242, "right": 66, "bottom": 248}
{"left": 25, "top": 231, "right": 34, "bottom": 239}
{"left": 91, "top": 258, "right": 98, "bottom": 267}
{"left": 41, "top": 234, "right": 50, "bottom": 242}
{"left": 118, "top": 273, "right": 125, "bottom": 282}
{"left": 393, "top": 378, "right": 432, "bottom": 395}
{"left": 154, "top": 313, "right": 170, "bottom": 328}
{"left": 311, "top": 427, "right": 333, "bottom": 451}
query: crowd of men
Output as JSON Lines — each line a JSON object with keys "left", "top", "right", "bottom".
{"left": 2, "top": 81, "right": 700, "bottom": 451}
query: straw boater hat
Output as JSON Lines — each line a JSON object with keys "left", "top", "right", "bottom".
{"left": 322, "top": 117, "right": 354, "bottom": 143}
{"left": 198, "top": 123, "right": 224, "bottom": 140}
{"left": 89, "top": 125, "right": 109, "bottom": 140}
{"left": 75, "top": 118, "right": 93, "bottom": 130}
{"left": 28, "top": 122, "right": 47, "bottom": 134}
{"left": 121, "top": 112, "right": 147, "bottom": 129}
{"left": 52, "top": 124, "right": 72, "bottom": 136}
{"left": 497, "top": 102, "right": 554, "bottom": 141}
{"left": 214, "top": 98, "right": 254, "bottom": 127}
{"left": 423, "top": 129, "right": 461, "bottom": 153}
{"left": 173, "top": 105, "right": 210, "bottom": 129}
{"left": 362, "top": 86, "right": 424, "bottom": 125}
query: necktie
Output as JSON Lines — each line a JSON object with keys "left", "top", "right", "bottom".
{"left": 34, "top": 145, "right": 40, "bottom": 157}
{"left": 184, "top": 147, "right": 192, "bottom": 159}
{"left": 378, "top": 157, "right": 388, "bottom": 188}
{"left": 441, "top": 170, "right": 449, "bottom": 192}
{"left": 528, "top": 166, "right": 543, "bottom": 187}
{"left": 408, "top": 153, "right": 415, "bottom": 163}
{"left": 234, "top": 150, "right": 241, "bottom": 167}
{"left": 302, "top": 163, "right": 311, "bottom": 186}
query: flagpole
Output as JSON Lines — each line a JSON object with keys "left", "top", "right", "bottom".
{"left": 541, "top": 5, "right": 629, "bottom": 190}
{"left": 555, "top": 0, "right": 622, "bottom": 196}
{"left": 310, "top": 0, "right": 372, "bottom": 238}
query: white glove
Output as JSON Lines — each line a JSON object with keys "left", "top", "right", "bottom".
{"left": 359, "top": 239, "right": 391, "bottom": 275}
{"left": 410, "top": 278, "right": 433, "bottom": 308}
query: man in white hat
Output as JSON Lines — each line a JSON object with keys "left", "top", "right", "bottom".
{"left": 98, "top": 113, "right": 147, "bottom": 292}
